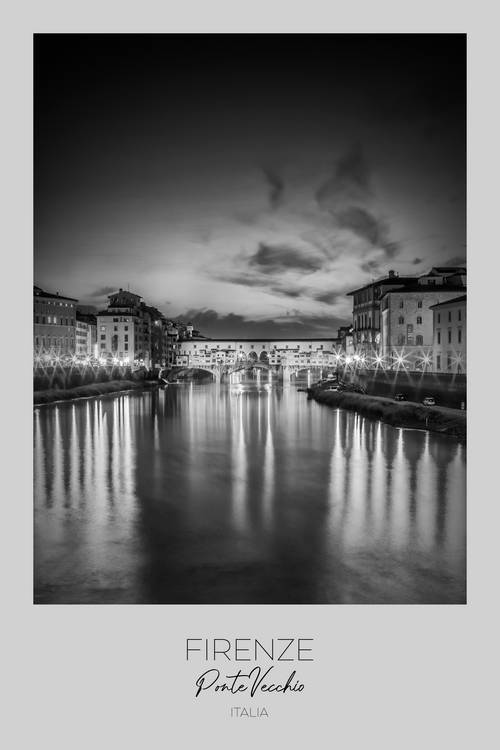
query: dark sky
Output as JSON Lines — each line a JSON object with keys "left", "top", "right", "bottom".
{"left": 34, "top": 34, "right": 466, "bottom": 337}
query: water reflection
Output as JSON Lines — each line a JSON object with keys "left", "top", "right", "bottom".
{"left": 34, "top": 385, "right": 466, "bottom": 604}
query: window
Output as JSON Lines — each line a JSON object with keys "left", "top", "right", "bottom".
{"left": 448, "top": 311, "right": 452, "bottom": 322}
{"left": 417, "top": 301, "right": 422, "bottom": 308}
{"left": 42, "top": 316, "right": 46, "bottom": 324}
{"left": 437, "top": 331, "right": 441, "bottom": 344}
{"left": 397, "top": 334, "right": 405, "bottom": 345}
{"left": 458, "top": 309, "right": 462, "bottom": 321}
{"left": 407, "top": 324, "right": 413, "bottom": 333}
{"left": 416, "top": 335, "right": 423, "bottom": 345}
{"left": 35, "top": 316, "right": 39, "bottom": 324}
{"left": 416, "top": 316, "right": 422, "bottom": 324}
{"left": 398, "top": 316, "right": 404, "bottom": 324}
{"left": 458, "top": 329, "right": 462, "bottom": 344}
{"left": 124, "top": 343, "right": 128, "bottom": 351}
{"left": 113, "top": 318, "right": 119, "bottom": 322}
{"left": 447, "top": 354, "right": 452, "bottom": 371}
{"left": 124, "top": 334, "right": 128, "bottom": 342}
{"left": 100, "top": 343, "right": 106, "bottom": 350}
{"left": 448, "top": 330, "right": 452, "bottom": 344}
{"left": 100, "top": 326, "right": 106, "bottom": 332}
{"left": 100, "top": 334, "right": 106, "bottom": 340}
{"left": 399, "top": 300, "right": 404, "bottom": 308}
{"left": 436, "top": 355, "right": 441, "bottom": 370}
{"left": 437, "top": 313, "right": 441, "bottom": 324}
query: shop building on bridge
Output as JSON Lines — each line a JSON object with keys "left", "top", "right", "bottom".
{"left": 173, "top": 338, "right": 341, "bottom": 369}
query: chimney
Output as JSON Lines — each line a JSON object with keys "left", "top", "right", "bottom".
{"left": 388, "top": 270, "right": 396, "bottom": 278}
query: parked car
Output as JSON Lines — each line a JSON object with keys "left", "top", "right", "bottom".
{"left": 422, "top": 396, "right": 436, "bottom": 407}
{"left": 394, "top": 393, "right": 406, "bottom": 402}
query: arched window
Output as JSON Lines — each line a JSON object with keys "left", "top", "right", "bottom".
{"left": 417, "top": 316, "right": 422, "bottom": 324}
{"left": 416, "top": 335, "right": 423, "bottom": 345}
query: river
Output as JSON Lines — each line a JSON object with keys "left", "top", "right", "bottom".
{"left": 34, "top": 382, "right": 466, "bottom": 604}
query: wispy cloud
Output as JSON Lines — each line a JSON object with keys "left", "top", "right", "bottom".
{"left": 262, "top": 167, "right": 284, "bottom": 210}
{"left": 175, "top": 308, "right": 345, "bottom": 338}
{"left": 89, "top": 285, "right": 117, "bottom": 298}
{"left": 249, "top": 242, "right": 324, "bottom": 273}
{"left": 315, "top": 144, "right": 401, "bottom": 260}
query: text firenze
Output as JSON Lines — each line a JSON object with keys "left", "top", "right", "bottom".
{"left": 186, "top": 638, "right": 314, "bottom": 662}
{"left": 186, "top": 639, "right": 313, "bottom": 699}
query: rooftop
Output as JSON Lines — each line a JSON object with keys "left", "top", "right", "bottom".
{"left": 346, "top": 275, "right": 416, "bottom": 296}
{"left": 380, "top": 285, "right": 466, "bottom": 300}
{"left": 178, "top": 337, "right": 339, "bottom": 343}
{"left": 34, "top": 285, "right": 78, "bottom": 302}
{"left": 429, "top": 266, "right": 466, "bottom": 275}
{"left": 429, "top": 295, "right": 467, "bottom": 309}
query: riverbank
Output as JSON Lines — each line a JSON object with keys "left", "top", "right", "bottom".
{"left": 308, "top": 387, "right": 466, "bottom": 441}
{"left": 34, "top": 379, "right": 158, "bottom": 405}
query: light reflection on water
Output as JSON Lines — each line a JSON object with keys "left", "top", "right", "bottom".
{"left": 34, "top": 384, "right": 466, "bottom": 604}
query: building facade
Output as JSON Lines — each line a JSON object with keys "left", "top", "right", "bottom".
{"left": 380, "top": 280, "right": 466, "bottom": 369}
{"left": 96, "top": 289, "right": 152, "bottom": 365}
{"left": 34, "top": 285, "right": 78, "bottom": 358}
{"left": 75, "top": 312, "right": 97, "bottom": 358}
{"left": 346, "top": 271, "right": 416, "bottom": 356}
{"left": 143, "top": 305, "right": 170, "bottom": 367}
{"left": 430, "top": 295, "right": 466, "bottom": 374}
{"left": 337, "top": 325, "right": 354, "bottom": 356}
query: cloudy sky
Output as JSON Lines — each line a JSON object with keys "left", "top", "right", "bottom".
{"left": 34, "top": 34, "right": 465, "bottom": 337}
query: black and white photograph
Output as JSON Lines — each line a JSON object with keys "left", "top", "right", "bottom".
{"left": 33, "top": 32, "right": 466, "bottom": 605}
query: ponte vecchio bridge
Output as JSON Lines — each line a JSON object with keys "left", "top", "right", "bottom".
{"left": 170, "top": 337, "right": 340, "bottom": 382}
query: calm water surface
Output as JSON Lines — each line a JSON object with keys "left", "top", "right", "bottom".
{"left": 34, "top": 384, "right": 466, "bottom": 603}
